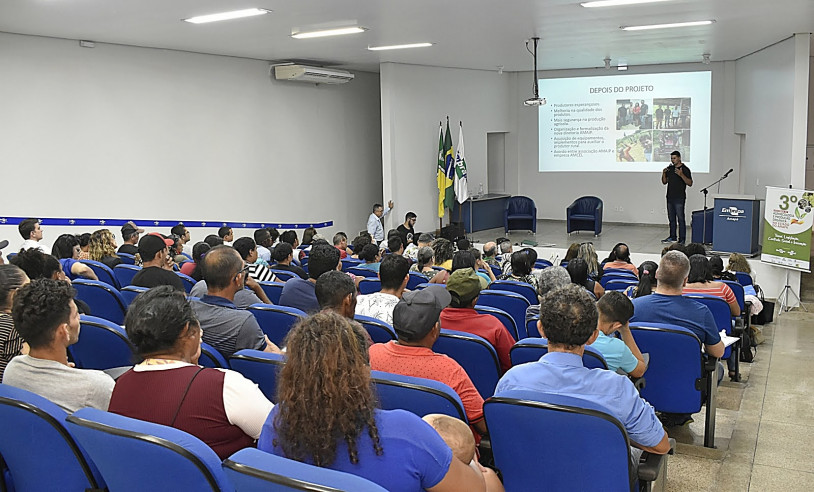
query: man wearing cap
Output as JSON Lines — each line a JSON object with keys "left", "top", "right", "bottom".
{"left": 17, "top": 218, "right": 50, "bottom": 255}
{"left": 368, "top": 286, "right": 487, "bottom": 437}
{"left": 131, "top": 233, "right": 185, "bottom": 292}
{"left": 440, "top": 268, "right": 514, "bottom": 373}
{"left": 118, "top": 221, "right": 144, "bottom": 256}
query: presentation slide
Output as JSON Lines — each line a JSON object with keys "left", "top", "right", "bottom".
{"left": 538, "top": 71, "right": 711, "bottom": 173}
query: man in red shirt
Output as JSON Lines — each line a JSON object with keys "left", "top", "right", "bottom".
{"left": 440, "top": 268, "right": 514, "bottom": 373}
{"left": 368, "top": 286, "right": 487, "bottom": 437}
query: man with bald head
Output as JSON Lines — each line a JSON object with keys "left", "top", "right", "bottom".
{"left": 189, "top": 246, "right": 281, "bottom": 358}
{"left": 482, "top": 242, "right": 499, "bottom": 267}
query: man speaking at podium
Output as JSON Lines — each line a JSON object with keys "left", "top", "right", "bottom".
{"left": 661, "top": 151, "right": 693, "bottom": 244}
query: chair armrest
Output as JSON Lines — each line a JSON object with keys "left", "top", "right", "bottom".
{"left": 637, "top": 438, "right": 676, "bottom": 482}
{"left": 631, "top": 376, "right": 646, "bottom": 393}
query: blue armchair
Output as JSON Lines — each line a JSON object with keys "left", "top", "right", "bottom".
{"left": 567, "top": 196, "right": 603, "bottom": 236}
{"left": 504, "top": 196, "right": 537, "bottom": 233}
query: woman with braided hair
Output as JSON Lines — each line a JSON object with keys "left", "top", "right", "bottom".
{"left": 258, "top": 311, "right": 486, "bottom": 492}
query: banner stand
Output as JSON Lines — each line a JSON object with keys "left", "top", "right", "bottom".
{"left": 777, "top": 269, "right": 808, "bottom": 315}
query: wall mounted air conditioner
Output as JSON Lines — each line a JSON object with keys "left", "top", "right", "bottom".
{"left": 273, "top": 65, "right": 354, "bottom": 84}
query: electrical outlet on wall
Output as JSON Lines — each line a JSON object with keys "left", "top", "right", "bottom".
{"left": 650, "top": 208, "right": 655, "bottom": 214}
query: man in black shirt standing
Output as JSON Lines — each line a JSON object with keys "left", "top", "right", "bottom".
{"left": 661, "top": 151, "right": 693, "bottom": 244}
{"left": 396, "top": 212, "right": 417, "bottom": 250}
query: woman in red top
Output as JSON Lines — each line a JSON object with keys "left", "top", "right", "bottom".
{"left": 682, "top": 254, "right": 740, "bottom": 316}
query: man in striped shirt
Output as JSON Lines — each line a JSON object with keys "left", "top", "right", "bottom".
{"left": 233, "top": 237, "right": 277, "bottom": 283}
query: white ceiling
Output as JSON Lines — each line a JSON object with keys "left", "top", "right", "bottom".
{"left": 1, "top": 0, "right": 812, "bottom": 73}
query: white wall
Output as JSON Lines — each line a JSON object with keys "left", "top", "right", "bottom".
{"left": 380, "top": 63, "right": 511, "bottom": 234}
{"left": 0, "top": 32, "right": 382, "bottom": 249}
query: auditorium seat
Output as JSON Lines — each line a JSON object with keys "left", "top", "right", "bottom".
{"left": 504, "top": 195, "right": 537, "bottom": 233}
{"left": 567, "top": 196, "right": 603, "bottom": 236}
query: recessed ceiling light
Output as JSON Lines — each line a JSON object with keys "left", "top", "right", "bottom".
{"left": 183, "top": 8, "right": 270, "bottom": 24}
{"left": 582, "top": 0, "right": 673, "bottom": 7}
{"left": 621, "top": 20, "right": 715, "bottom": 31}
{"left": 291, "top": 27, "right": 366, "bottom": 39}
{"left": 368, "top": 43, "right": 434, "bottom": 51}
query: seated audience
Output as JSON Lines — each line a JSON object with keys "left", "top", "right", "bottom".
{"left": 170, "top": 223, "right": 192, "bottom": 258}
{"left": 257, "top": 312, "right": 486, "bottom": 491}
{"left": 118, "top": 222, "right": 142, "bottom": 255}
{"left": 685, "top": 242, "right": 707, "bottom": 258}
{"left": 368, "top": 287, "right": 488, "bottom": 437}
{"left": 169, "top": 234, "right": 187, "bottom": 265}
{"left": 356, "top": 244, "right": 382, "bottom": 272}
{"left": 254, "top": 228, "right": 274, "bottom": 264}
{"left": 387, "top": 236, "right": 404, "bottom": 256}
{"left": 332, "top": 233, "right": 350, "bottom": 259}
{"left": 10, "top": 249, "right": 92, "bottom": 314}
{"left": 270, "top": 242, "right": 308, "bottom": 280}
{"left": 233, "top": 237, "right": 277, "bottom": 283}
{"left": 423, "top": 414, "right": 504, "bottom": 492}
{"left": 727, "top": 252, "right": 755, "bottom": 280}
{"left": 181, "top": 242, "right": 210, "bottom": 279}
{"left": 0, "top": 264, "right": 29, "bottom": 381}
{"left": 566, "top": 258, "right": 604, "bottom": 299}
{"left": 683, "top": 254, "right": 740, "bottom": 316}
{"left": 279, "top": 244, "right": 340, "bottom": 314}
{"left": 602, "top": 243, "right": 638, "bottom": 277}
{"left": 591, "top": 291, "right": 647, "bottom": 377}
{"left": 498, "top": 250, "right": 538, "bottom": 290}
{"left": 315, "top": 270, "right": 358, "bottom": 319}
{"left": 3, "top": 279, "right": 114, "bottom": 411}
{"left": 432, "top": 238, "right": 454, "bottom": 273}
{"left": 498, "top": 239, "right": 513, "bottom": 274}
{"left": 18, "top": 218, "right": 50, "bottom": 255}
{"left": 189, "top": 246, "right": 270, "bottom": 308}
{"left": 441, "top": 268, "right": 514, "bottom": 372}
{"left": 482, "top": 241, "right": 499, "bottom": 267}
{"left": 109, "top": 286, "right": 273, "bottom": 460}
{"left": 52, "top": 234, "right": 98, "bottom": 281}
{"left": 577, "top": 242, "right": 602, "bottom": 280}
{"left": 709, "top": 255, "right": 737, "bottom": 282}
{"left": 88, "top": 229, "right": 122, "bottom": 269}
{"left": 350, "top": 233, "right": 372, "bottom": 259}
{"left": 204, "top": 234, "right": 224, "bottom": 248}
{"left": 470, "top": 248, "right": 497, "bottom": 284}
{"left": 355, "top": 254, "right": 410, "bottom": 325}
{"left": 78, "top": 233, "right": 92, "bottom": 260}
{"left": 562, "top": 242, "right": 580, "bottom": 266}
{"left": 525, "top": 266, "right": 572, "bottom": 329}
{"left": 279, "top": 230, "right": 303, "bottom": 262}
{"left": 625, "top": 261, "right": 658, "bottom": 299}
{"left": 131, "top": 233, "right": 185, "bottom": 291}
{"left": 218, "top": 226, "right": 234, "bottom": 246}
{"left": 301, "top": 227, "right": 318, "bottom": 247}
{"left": 404, "top": 232, "right": 433, "bottom": 262}
{"left": 496, "top": 284, "right": 670, "bottom": 458}
{"left": 411, "top": 246, "right": 437, "bottom": 280}
{"left": 189, "top": 246, "right": 281, "bottom": 357}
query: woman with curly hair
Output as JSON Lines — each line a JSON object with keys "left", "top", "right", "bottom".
{"left": 88, "top": 229, "right": 122, "bottom": 270}
{"left": 258, "top": 312, "right": 485, "bottom": 492}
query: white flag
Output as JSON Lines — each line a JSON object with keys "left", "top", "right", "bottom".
{"left": 454, "top": 122, "right": 469, "bottom": 204}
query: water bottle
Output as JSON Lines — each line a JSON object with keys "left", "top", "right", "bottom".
{"left": 478, "top": 183, "right": 484, "bottom": 197}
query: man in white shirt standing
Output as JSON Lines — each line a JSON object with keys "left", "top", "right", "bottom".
{"left": 17, "top": 218, "right": 50, "bottom": 255}
{"left": 355, "top": 254, "right": 410, "bottom": 325}
{"left": 366, "top": 200, "right": 394, "bottom": 244}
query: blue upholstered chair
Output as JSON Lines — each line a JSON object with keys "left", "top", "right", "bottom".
{"left": 247, "top": 304, "right": 306, "bottom": 347}
{"left": 70, "top": 315, "right": 136, "bottom": 370}
{"left": 176, "top": 272, "right": 197, "bottom": 293}
{"left": 0, "top": 384, "right": 105, "bottom": 492}
{"left": 347, "top": 267, "right": 379, "bottom": 278}
{"left": 117, "top": 252, "right": 137, "bottom": 265}
{"left": 371, "top": 371, "right": 467, "bottom": 422}
{"left": 509, "top": 337, "right": 608, "bottom": 369}
{"left": 605, "top": 279, "right": 639, "bottom": 291}
{"left": 66, "top": 408, "right": 232, "bottom": 491}
{"left": 120, "top": 285, "right": 148, "bottom": 307}
{"left": 734, "top": 271, "right": 753, "bottom": 286}
{"left": 80, "top": 259, "right": 120, "bottom": 289}
{"left": 199, "top": 341, "right": 229, "bottom": 369}
{"left": 489, "top": 280, "right": 538, "bottom": 305}
{"left": 476, "top": 290, "right": 531, "bottom": 339}
{"left": 484, "top": 390, "right": 672, "bottom": 492}
{"left": 229, "top": 350, "right": 286, "bottom": 402}
{"left": 474, "top": 305, "right": 519, "bottom": 341}
{"left": 567, "top": 196, "right": 603, "bottom": 236}
{"left": 72, "top": 279, "right": 128, "bottom": 325}
{"left": 355, "top": 315, "right": 397, "bottom": 343}
{"left": 406, "top": 272, "right": 429, "bottom": 290}
{"left": 224, "top": 448, "right": 388, "bottom": 492}
{"left": 504, "top": 196, "right": 537, "bottom": 233}
{"left": 358, "top": 278, "right": 382, "bottom": 294}
{"left": 433, "top": 329, "right": 501, "bottom": 399}
{"left": 270, "top": 269, "right": 297, "bottom": 282}
{"left": 114, "top": 264, "right": 142, "bottom": 289}
{"left": 257, "top": 281, "right": 285, "bottom": 304}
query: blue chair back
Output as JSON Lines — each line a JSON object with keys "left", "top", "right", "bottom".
{"left": 371, "top": 371, "right": 467, "bottom": 422}
{"left": 176, "top": 272, "right": 197, "bottom": 293}
{"left": 72, "top": 279, "right": 128, "bottom": 325}
{"left": 413, "top": 282, "right": 430, "bottom": 290}
{"left": 247, "top": 304, "right": 306, "bottom": 347}
{"left": 80, "top": 259, "right": 120, "bottom": 289}
{"left": 341, "top": 258, "right": 363, "bottom": 272}
{"left": 355, "top": 315, "right": 397, "bottom": 343}
{"left": 605, "top": 279, "right": 639, "bottom": 291}
{"left": 504, "top": 195, "right": 537, "bottom": 233}
{"left": 734, "top": 271, "right": 753, "bottom": 286}
{"left": 228, "top": 350, "right": 286, "bottom": 402}
{"left": 629, "top": 322, "right": 704, "bottom": 414}
{"left": 0, "top": 384, "right": 105, "bottom": 491}
{"left": 120, "top": 285, "right": 148, "bottom": 307}
{"left": 69, "top": 315, "right": 136, "bottom": 370}
{"left": 474, "top": 305, "right": 519, "bottom": 341}
{"left": 603, "top": 268, "right": 638, "bottom": 277}
{"left": 114, "top": 264, "right": 142, "bottom": 288}
{"left": 257, "top": 281, "right": 285, "bottom": 304}
{"left": 224, "top": 448, "right": 388, "bottom": 492}
{"left": 535, "top": 259, "right": 553, "bottom": 269}
{"left": 509, "top": 338, "right": 608, "bottom": 369}
{"left": 347, "top": 267, "right": 379, "bottom": 278}
{"left": 489, "top": 263, "right": 503, "bottom": 278}
{"left": 599, "top": 273, "right": 637, "bottom": 287}
{"left": 433, "top": 329, "right": 500, "bottom": 399}
{"left": 406, "top": 272, "right": 428, "bottom": 291}
{"left": 66, "top": 407, "right": 232, "bottom": 492}
{"left": 358, "top": 278, "right": 382, "bottom": 294}
{"left": 484, "top": 390, "right": 633, "bottom": 491}
{"left": 526, "top": 316, "right": 540, "bottom": 338}
{"left": 270, "top": 270, "right": 297, "bottom": 282}
{"left": 489, "top": 280, "right": 538, "bottom": 305}
{"left": 684, "top": 294, "right": 733, "bottom": 359}
{"left": 721, "top": 280, "right": 746, "bottom": 313}
{"left": 476, "top": 290, "right": 531, "bottom": 339}
{"left": 117, "top": 252, "right": 136, "bottom": 265}
{"left": 199, "top": 341, "right": 229, "bottom": 369}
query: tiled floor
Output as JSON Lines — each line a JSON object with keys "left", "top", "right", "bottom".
{"left": 662, "top": 269, "right": 814, "bottom": 491}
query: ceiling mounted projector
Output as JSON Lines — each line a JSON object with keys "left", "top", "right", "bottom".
{"left": 524, "top": 37, "right": 546, "bottom": 107}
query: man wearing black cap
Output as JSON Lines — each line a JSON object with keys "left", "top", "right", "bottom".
{"left": 368, "top": 286, "right": 487, "bottom": 436}
{"left": 118, "top": 221, "right": 144, "bottom": 256}
{"left": 0, "top": 239, "right": 8, "bottom": 264}
{"left": 131, "top": 233, "right": 184, "bottom": 291}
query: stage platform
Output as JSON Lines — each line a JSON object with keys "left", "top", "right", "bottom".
{"left": 464, "top": 219, "right": 801, "bottom": 304}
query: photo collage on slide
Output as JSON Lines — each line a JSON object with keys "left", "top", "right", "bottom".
{"left": 615, "top": 98, "right": 692, "bottom": 164}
